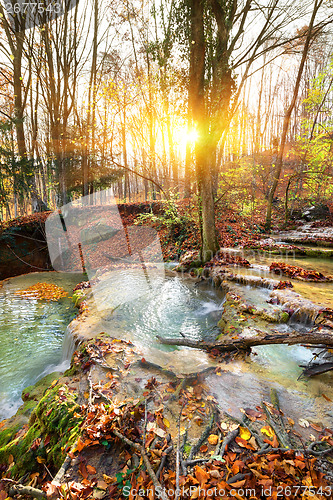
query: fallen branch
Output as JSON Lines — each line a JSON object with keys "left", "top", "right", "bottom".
{"left": 219, "top": 429, "right": 239, "bottom": 458}
{"left": 256, "top": 444, "right": 333, "bottom": 457}
{"left": 157, "top": 327, "right": 333, "bottom": 353}
{"left": 299, "top": 362, "right": 333, "bottom": 378}
{"left": 270, "top": 389, "right": 292, "bottom": 449}
{"left": 156, "top": 445, "right": 173, "bottom": 479}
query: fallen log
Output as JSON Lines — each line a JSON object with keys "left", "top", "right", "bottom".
{"left": 299, "top": 362, "right": 333, "bottom": 378}
{"left": 156, "top": 327, "right": 333, "bottom": 352}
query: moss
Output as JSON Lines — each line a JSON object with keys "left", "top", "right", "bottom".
{"left": 279, "top": 311, "right": 290, "bottom": 323}
{"left": 72, "top": 290, "right": 86, "bottom": 307}
{"left": 22, "top": 372, "right": 61, "bottom": 402}
{"left": 304, "top": 248, "right": 333, "bottom": 258}
{"left": 0, "top": 423, "right": 23, "bottom": 449}
{"left": 63, "top": 363, "right": 78, "bottom": 377}
{"left": 0, "top": 382, "right": 83, "bottom": 478}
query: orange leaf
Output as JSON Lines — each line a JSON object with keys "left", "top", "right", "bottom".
{"left": 229, "top": 479, "right": 246, "bottom": 488}
{"left": 194, "top": 465, "right": 210, "bottom": 486}
{"left": 87, "top": 464, "right": 96, "bottom": 475}
{"left": 76, "top": 438, "right": 85, "bottom": 452}
{"left": 235, "top": 436, "right": 254, "bottom": 449}
{"left": 200, "top": 445, "right": 208, "bottom": 453}
{"left": 310, "top": 422, "right": 323, "bottom": 432}
{"left": 79, "top": 462, "right": 88, "bottom": 479}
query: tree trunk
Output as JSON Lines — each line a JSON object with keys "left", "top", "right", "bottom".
{"left": 265, "top": 0, "right": 323, "bottom": 230}
{"left": 190, "top": 0, "right": 219, "bottom": 262}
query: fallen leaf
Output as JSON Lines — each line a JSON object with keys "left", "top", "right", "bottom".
{"left": 87, "top": 465, "right": 97, "bottom": 475}
{"left": 239, "top": 426, "right": 251, "bottom": 440}
{"left": 298, "top": 418, "right": 310, "bottom": 428}
{"left": 163, "top": 418, "right": 170, "bottom": 428}
{"left": 208, "top": 434, "right": 218, "bottom": 445}
{"left": 194, "top": 465, "right": 210, "bottom": 486}
{"left": 260, "top": 426, "right": 275, "bottom": 439}
{"left": 96, "top": 481, "right": 108, "bottom": 490}
{"left": 310, "top": 423, "right": 323, "bottom": 432}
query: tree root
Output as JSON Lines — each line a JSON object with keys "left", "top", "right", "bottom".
{"left": 112, "top": 429, "right": 168, "bottom": 500}
{"left": 256, "top": 443, "right": 333, "bottom": 457}
{"left": 188, "top": 412, "right": 216, "bottom": 462}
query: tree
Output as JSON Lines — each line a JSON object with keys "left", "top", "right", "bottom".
{"left": 265, "top": 0, "right": 326, "bottom": 229}
{"left": 181, "top": 0, "right": 332, "bottom": 259}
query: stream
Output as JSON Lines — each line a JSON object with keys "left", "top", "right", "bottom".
{"left": 0, "top": 272, "right": 83, "bottom": 420}
{"left": 0, "top": 242, "right": 332, "bottom": 432}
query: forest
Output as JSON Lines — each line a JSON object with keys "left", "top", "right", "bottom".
{"left": 0, "top": 0, "right": 333, "bottom": 499}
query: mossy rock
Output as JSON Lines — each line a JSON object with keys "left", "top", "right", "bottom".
{"left": 21, "top": 372, "right": 61, "bottom": 407}
{"left": 304, "top": 248, "right": 333, "bottom": 258}
{"left": 0, "top": 372, "right": 62, "bottom": 455}
{"left": 0, "top": 382, "right": 83, "bottom": 478}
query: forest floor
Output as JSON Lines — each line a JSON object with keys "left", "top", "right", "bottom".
{"left": 0, "top": 201, "right": 333, "bottom": 500}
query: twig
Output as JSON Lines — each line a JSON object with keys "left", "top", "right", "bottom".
{"left": 156, "top": 445, "right": 173, "bottom": 479}
{"left": 113, "top": 429, "right": 168, "bottom": 500}
{"left": 180, "top": 429, "right": 188, "bottom": 475}
{"left": 270, "top": 389, "right": 292, "bottom": 448}
{"left": 185, "top": 458, "right": 211, "bottom": 466}
{"left": 87, "top": 369, "right": 94, "bottom": 408}
{"left": 219, "top": 429, "right": 239, "bottom": 458}
{"left": 143, "top": 400, "right": 148, "bottom": 449}
{"left": 175, "top": 402, "right": 185, "bottom": 500}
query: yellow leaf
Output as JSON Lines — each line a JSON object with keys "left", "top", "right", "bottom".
{"left": 163, "top": 418, "right": 170, "bottom": 428}
{"left": 36, "top": 457, "right": 45, "bottom": 463}
{"left": 10, "top": 54, "right": 14, "bottom": 60}
{"left": 260, "top": 425, "right": 275, "bottom": 439}
{"left": 239, "top": 426, "right": 251, "bottom": 441}
{"left": 102, "top": 474, "right": 115, "bottom": 484}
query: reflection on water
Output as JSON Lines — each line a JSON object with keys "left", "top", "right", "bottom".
{"left": 0, "top": 272, "right": 82, "bottom": 420}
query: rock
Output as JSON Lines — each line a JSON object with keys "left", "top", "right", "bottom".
{"left": 302, "top": 204, "right": 330, "bottom": 221}
{"left": 174, "top": 250, "right": 201, "bottom": 271}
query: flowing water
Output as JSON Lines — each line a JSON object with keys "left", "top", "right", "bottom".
{"left": 0, "top": 272, "right": 83, "bottom": 420}
{"left": 1, "top": 246, "right": 333, "bottom": 431}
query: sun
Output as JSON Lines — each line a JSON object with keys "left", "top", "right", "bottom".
{"left": 175, "top": 127, "right": 199, "bottom": 152}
